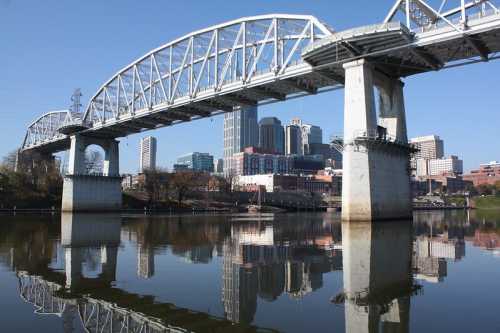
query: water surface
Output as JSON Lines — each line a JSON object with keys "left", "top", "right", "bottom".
{"left": 0, "top": 210, "right": 499, "bottom": 332}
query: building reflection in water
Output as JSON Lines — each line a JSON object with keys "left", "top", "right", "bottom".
{"left": 412, "top": 211, "right": 466, "bottom": 283}
{"left": 221, "top": 219, "right": 342, "bottom": 324}
{"left": 341, "top": 221, "right": 413, "bottom": 333}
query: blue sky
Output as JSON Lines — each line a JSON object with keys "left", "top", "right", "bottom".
{"left": 1, "top": 0, "right": 499, "bottom": 173}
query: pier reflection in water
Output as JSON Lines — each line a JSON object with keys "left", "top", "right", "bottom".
{"left": 0, "top": 210, "right": 499, "bottom": 332}
{"left": 341, "top": 222, "right": 413, "bottom": 333}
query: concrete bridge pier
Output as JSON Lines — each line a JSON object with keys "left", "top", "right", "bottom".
{"left": 341, "top": 59, "right": 412, "bottom": 221}
{"left": 62, "top": 134, "right": 122, "bottom": 212}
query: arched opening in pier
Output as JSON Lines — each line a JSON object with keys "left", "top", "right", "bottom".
{"left": 83, "top": 144, "right": 105, "bottom": 175}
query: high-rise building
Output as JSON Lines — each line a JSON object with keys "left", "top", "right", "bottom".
{"left": 214, "top": 158, "right": 224, "bottom": 173}
{"left": 285, "top": 124, "right": 302, "bottom": 155}
{"left": 139, "top": 136, "right": 157, "bottom": 173}
{"left": 259, "top": 117, "right": 284, "bottom": 154}
{"left": 410, "top": 135, "right": 444, "bottom": 160}
{"left": 415, "top": 155, "right": 463, "bottom": 176}
{"left": 428, "top": 155, "right": 463, "bottom": 175}
{"left": 289, "top": 118, "right": 323, "bottom": 155}
{"left": 177, "top": 152, "right": 214, "bottom": 172}
{"left": 223, "top": 106, "right": 258, "bottom": 176}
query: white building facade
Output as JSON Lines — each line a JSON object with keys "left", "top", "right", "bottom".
{"left": 139, "top": 136, "right": 157, "bottom": 173}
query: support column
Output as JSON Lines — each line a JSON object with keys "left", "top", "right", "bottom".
{"left": 67, "top": 134, "right": 86, "bottom": 175}
{"left": 342, "top": 59, "right": 412, "bottom": 221}
{"left": 377, "top": 77, "right": 408, "bottom": 143}
{"left": 62, "top": 135, "right": 122, "bottom": 212}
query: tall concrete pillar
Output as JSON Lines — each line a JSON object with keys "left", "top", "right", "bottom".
{"left": 62, "top": 135, "right": 122, "bottom": 212}
{"left": 67, "top": 134, "right": 86, "bottom": 175}
{"left": 342, "top": 59, "right": 412, "bottom": 221}
{"left": 103, "top": 139, "right": 119, "bottom": 177}
{"left": 377, "top": 77, "right": 408, "bottom": 143}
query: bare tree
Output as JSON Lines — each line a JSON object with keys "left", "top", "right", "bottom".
{"left": 170, "top": 171, "right": 201, "bottom": 204}
{"left": 1, "top": 150, "right": 18, "bottom": 171}
{"left": 143, "top": 168, "right": 170, "bottom": 204}
{"left": 85, "top": 150, "right": 103, "bottom": 174}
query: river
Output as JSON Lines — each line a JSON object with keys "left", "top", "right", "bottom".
{"left": 0, "top": 210, "right": 499, "bottom": 332}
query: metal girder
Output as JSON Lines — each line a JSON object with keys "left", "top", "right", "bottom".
{"left": 280, "top": 78, "right": 318, "bottom": 94}
{"left": 129, "top": 118, "right": 158, "bottom": 129}
{"left": 160, "top": 110, "right": 191, "bottom": 121}
{"left": 217, "top": 94, "right": 258, "bottom": 107}
{"left": 179, "top": 106, "right": 211, "bottom": 117}
{"left": 147, "top": 112, "right": 180, "bottom": 123}
{"left": 341, "top": 41, "right": 363, "bottom": 56}
{"left": 198, "top": 99, "right": 234, "bottom": 112}
{"left": 465, "top": 35, "right": 490, "bottom": 60}
{"left": 96, "top": 127, "right": 130, "bottom": 137}
{"left": 313, "top": 69, "right": 345, "bottom": 84}
{"left": 410, "top": 47, "right": 444, "bottom": 69}
{"left": 250, "top": 86, "right": 287, "bottom": 101}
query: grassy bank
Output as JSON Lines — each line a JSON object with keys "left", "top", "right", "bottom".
{"left": 474, "top": 195, "right": 500, "bottom": 209}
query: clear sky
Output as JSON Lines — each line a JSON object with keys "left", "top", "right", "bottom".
{"left": 1, "top": 0, "right": 499, "bottom": 173}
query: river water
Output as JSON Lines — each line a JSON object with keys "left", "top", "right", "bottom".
{"left": 0, "top": 210, "right": 499, "bottom": 332}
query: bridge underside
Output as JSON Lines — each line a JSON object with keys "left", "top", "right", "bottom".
{"left": 85, "top": 71, "right": 341, "bottom": 141}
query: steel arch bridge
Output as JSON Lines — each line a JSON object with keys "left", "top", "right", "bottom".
{"left": 22, "top": 110, "right": 82, "bottom": 152}
{"left": 21, "top": 14, "right": 337, "bottom": 152}
{"left": 20, "top": 1, "right": 500, "bottom": 152}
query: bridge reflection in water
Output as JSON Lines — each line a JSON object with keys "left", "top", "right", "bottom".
{"left": 0, "top": 211, "right": 483, "bottom": 332}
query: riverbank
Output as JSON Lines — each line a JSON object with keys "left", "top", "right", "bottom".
{"left": 473, "top": 195, "right": 500, "bottom": 210}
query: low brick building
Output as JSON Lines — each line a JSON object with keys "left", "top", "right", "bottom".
{"left": 463, "top": 161, "right": 500, "bottom": 186}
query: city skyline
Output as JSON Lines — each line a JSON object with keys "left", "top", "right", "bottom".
{"left": 2, "top": 0, "right": 499, "bottom": 173}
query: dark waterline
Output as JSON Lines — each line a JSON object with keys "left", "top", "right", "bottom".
{"left": 0, "top": 210, "right": 499, "bottom": 332}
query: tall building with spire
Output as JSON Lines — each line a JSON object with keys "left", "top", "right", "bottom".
{"left": 223, "top": 106, "right": 258, "bottom": 176}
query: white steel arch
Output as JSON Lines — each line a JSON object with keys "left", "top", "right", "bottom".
{"left": 22, "top": 110, "right": 80, "bottom": 151}
{"left": 82, "top": 14, "right": 334, "bottom": 127}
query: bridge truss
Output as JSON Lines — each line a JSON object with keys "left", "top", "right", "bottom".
{"left": 21, "top": 110, "right": 82, "bottom": 152}
{"left": 20, "top": 3, "right": 500, "bottom": 153}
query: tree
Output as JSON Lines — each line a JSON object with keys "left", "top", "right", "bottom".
{"left": 495, "top": 181, "right": 500, "bottom": 196}
{"left": 0, "top": 151, "right": 63, "bottom": 208}
{"left": 476, "top": 184, "right": 494, "bottom": 196}
{"left": 1, "top": 150, "right": 18, "bottom": 171}
{"left": 170, "top": 171, "right": 201, "bottom": 204}
{"left": 142, "top": 168, "right": 170, "bottom": 204}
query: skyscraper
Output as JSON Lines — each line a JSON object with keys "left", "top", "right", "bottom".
{"left": 139, "top": 136, "right": 157, "bottom": 173}
{"left": 176, "top": 152, "right": 214, "bottom": 172}
{"left": 288, "top": 118, "right": 323, "bottom": 155}
{"left": 285, "top": 124, "right": 303, "bottom": 155}
{"left": 409, "top": 135, "right": 444, "bottom": 160}
{"left": 259, "top": 117, "right": 285, "bottom": 154}
{"left": 223, "top": 106, "right": 258, "bottom": 176}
